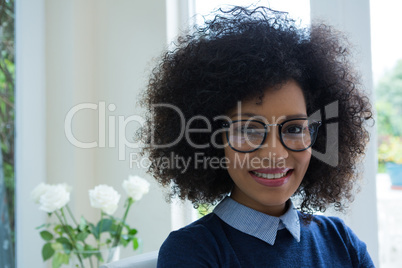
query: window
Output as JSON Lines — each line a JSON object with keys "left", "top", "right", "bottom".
{"left": 0, "top": 1, "right": 15, "bottom": 267}
{"left": 371, "top": 0, "right": 402, "bottom": 266}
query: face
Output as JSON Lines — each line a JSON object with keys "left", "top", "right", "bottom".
{"left": 223, "top": 80, "right": 311, "bottom": 216}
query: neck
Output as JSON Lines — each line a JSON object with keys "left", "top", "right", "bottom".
{"left": 230, "top": 191, "right": 290, "bottom": 217}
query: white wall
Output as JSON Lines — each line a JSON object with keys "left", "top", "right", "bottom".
{"left": 16, "top": 0, "right": 175, "bottom": 266}
{"left": 310, "top": 0, "right": 379, "bottom": 266}
{"left": 15, "top": 0, "right": 46, "bottom": 267}
{"left": 45, "top": 0, "right": 174, "bottom": 258}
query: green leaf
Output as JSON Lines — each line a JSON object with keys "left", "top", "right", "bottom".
{"left": 89, "top": 223, "right": 99, "bottom": 239}
{"left": 79, "top": 216, "right": 87, "bottom": 231}
{"left": 129, "top": 228, "right": 137, "bottom": 236}
{"left": 54, "top": 225, "right": 63, "bottom": 235}
{"left": 42, "top": 243, "right": 55, "bottom": 261}
{"left": 58, "top": 224, "right": 74, "bottom": 235}
{"left": 51, "top": 242, "right": 63, "bottom": 252}
{"left": 84, "top": 244, "right": 96, "bottom": 251}
{"left": 40, "top": 230, "right": 54, "bottom": 241}
{"left": 55, "top": 237, "right": 70, "bottom": 245}
{"left": 66, "top": 225, "right": 75, "bottom": 234}
{"left": 133, "top": 237, "right": 139, "bottom": 250}
{"left": 52, "top": 252, "right": 69, "bottom": 268}
{"left": 55, "top": 237, "right": 72, "bottom": 253}
{"left": 120, "top": 238, "right": 129, "bottom": 247}
{"left": 35, "top": 223, "right": 48, "bottom": 230}
{"left": 76, "top": 231, "right": 89, "bottom": 241}
{"left": 109, "top": 223, "right": 119, "bottom": 236}
{"left": 76, "top": 242, "right": 84, "bottom": 252}
{"left": 97, "top": 218, "right": 114, "bottom": 233}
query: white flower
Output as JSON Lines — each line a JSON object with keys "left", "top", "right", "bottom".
{"left": 122, "top": 175, "right": 150, "bottom": 201}
{"left": 39, "top": 184, "right": 70, "bottom": 213}
{"left": 58, "top": 183, "right": 72, "bottom": 193}
{"left": 31, "top": 183, "right": 51, "bottom": 204}
{"left": 89, "top": 185, "right": 121, "bottom": 215}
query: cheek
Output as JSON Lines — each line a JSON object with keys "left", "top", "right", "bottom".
{"left": 223, "top": 134, "right": 237, "bottom": 166}
{"left": 223, "top": 146, "right": 250, "bottom": 176}
{"left": 224, "top": 148, "right": 237, "bottom": 181}
{"left": 224, "top": 146, "right": 237, "bottom": 169}
{"left": 292, "top": 150, "right": 311, "bottom": 173}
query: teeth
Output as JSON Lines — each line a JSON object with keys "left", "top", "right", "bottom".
{"left": 252, "top": 171, "right": 287, "bottom": 179}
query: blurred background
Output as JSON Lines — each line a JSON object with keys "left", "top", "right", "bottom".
{"left": 0, "top": 0, "right": 401, "bottom": 267}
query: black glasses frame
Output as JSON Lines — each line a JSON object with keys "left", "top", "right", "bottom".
{"left": 222, "top": 118, "right": 322, "bottom": 153}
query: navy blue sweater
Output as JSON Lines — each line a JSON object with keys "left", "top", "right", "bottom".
{"left": 157, "top": 212, "right": 374, "bottom": 267}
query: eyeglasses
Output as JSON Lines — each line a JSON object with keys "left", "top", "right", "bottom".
{"left": 222, "top": 118, "right": 321, "bottom": 153}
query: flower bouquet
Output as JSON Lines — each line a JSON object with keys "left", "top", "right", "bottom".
{"left": 32, "top": 176, "right": 150, "bottom": 268}
{"left": 378, "top": 135, "right": 402, "bottom": 164}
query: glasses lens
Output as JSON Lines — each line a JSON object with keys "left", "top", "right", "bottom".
{"left": 228, "top": 121, "right": 266, "bottom": 152}
{"left": 281, "top": 119, "right": 318, "bottom": 150}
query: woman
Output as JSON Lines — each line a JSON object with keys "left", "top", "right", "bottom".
{"left": 141, "top": 6, "right": 374, "bottom": 267}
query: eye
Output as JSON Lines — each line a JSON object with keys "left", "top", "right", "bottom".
{"left": 283, "top": 124, "right": 304, "bottom": 134}
{"left": 231, "top": 122, "right": 265, "bottom": 137}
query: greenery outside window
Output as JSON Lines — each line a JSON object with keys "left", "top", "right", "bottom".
{"left": 0, "top": 0, "right": 15, "bottom": 267}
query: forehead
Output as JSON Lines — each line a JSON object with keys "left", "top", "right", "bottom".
{"left": 229, "top": 80, "right": 307, "bottom": 119}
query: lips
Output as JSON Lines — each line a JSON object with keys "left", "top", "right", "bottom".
{"left": 250, "top": 168, "right": 291, "bottom": 180}
{"left": 249, "top": 168, "right": 293, "bottom": 187}
{"left": 251, "top": 171, "right": 288, "bottom": 179}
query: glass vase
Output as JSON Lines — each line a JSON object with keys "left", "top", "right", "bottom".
{"left": 68, "top": 246, "right": 120, "bottom": 268}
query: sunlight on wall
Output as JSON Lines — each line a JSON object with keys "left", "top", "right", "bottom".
{"left": 370, "top": 0, "right": 402, "bottom": 84}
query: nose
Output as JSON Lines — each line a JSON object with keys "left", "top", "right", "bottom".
{"left": 256, "top": 127, "right": 289, "bottom": 160}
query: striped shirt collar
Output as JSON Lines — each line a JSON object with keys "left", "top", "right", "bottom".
{"left": 213, "top": 196, "right": 300, "bottom": 246}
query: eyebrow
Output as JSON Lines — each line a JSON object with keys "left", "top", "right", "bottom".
{"left": 229, "top": 113, "right": 307, "bottom": 119}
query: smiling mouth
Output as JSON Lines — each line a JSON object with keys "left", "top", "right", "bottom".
{"left": 250, "top": 169, "right": 293, "bottom": 180}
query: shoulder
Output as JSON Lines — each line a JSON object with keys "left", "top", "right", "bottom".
{"left": 306, "top": 213, "right": 350, "bottom": 232}
{"left": 162, "top": 213, "right": 221, "bottom": 245}
{"left": 300, "top": 213, "right": 375, "bottom": 267}
{"left": 157, "top": 213, "right": 225, "bottom": 268}
{"left": 304, "top": 213, "right": 360, "bottom": 245}
{"left": 307, "top": 214, "right": 361, "bottom": 242}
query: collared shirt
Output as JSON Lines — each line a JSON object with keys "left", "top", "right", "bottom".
{"left": 159, "top": 197, "right": 374, "bottom": 267}
{"left": 213, "top": 196, "right": 300, "bottom": 246}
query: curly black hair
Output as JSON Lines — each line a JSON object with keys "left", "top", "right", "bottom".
{"left": 140, "top": 6, "right": 372, "bottom": 216}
